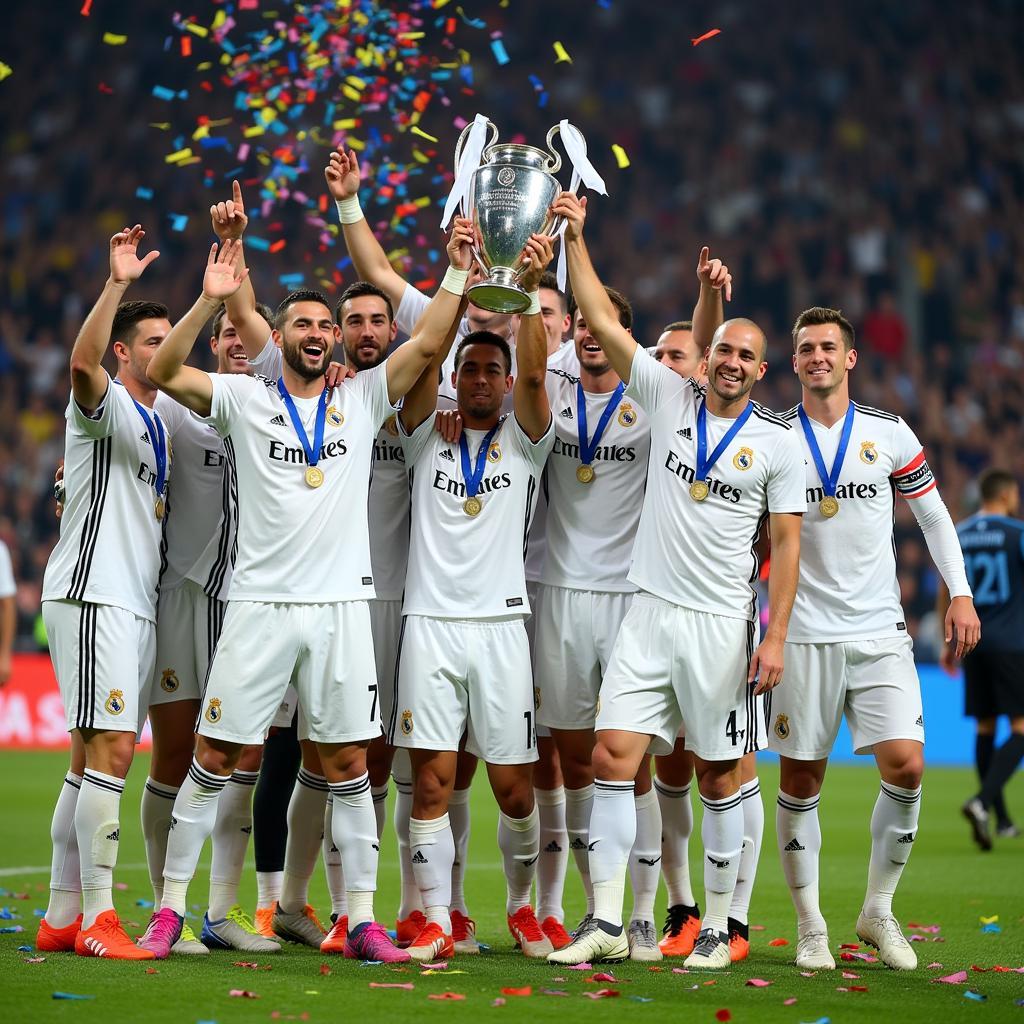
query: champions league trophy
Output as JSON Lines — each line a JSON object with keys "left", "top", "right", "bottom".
{"left": 448, "top": 120, "right": 587, "bottom": 313}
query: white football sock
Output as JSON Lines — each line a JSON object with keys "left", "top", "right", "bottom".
{"left": 565, "top": 784, "right": 595, "bottom": 915}
{"left": 776, "top": 790, "right": 825, "bottom": 935}
{"left": 729, "top": 777, "right": 764, "bottom": 925}
{"left": 409, "top": 814, "right": 455, "bottom": 933}
{"left": 140, "top": 778, "right": 179, "bottom": 912}
{"left": 371, "top": 782, "right": 389, "bottom": 841}
{"left": 208, "top": 769, "right": 258, "bottom": 920}
{"left": 535, "top": 786, "right": 568, "bottom": 923}
{"left": 863, "top": 782, "right": 921, "bottom": 919}
{"left": 279, "top": 768, "right": 328, "bottom": 915}
{"left": 46, "top": 772, "right": 83, "bottom": 927}
{"left": 449, "top": 787, "right": 471, "bottom": 915}
{"left": 393, "top": 775, "right": 421, "bottom": 919}
{"left": 162, "top": 758, "right": 230, "bottom": 916}
{"left": 77, "top": 769, "right": 125, "bottom": 929}
{"left": 329, "top": 773, "right": 379, "bottom": 927}
{"left": 498, "top": 806, "right": 540, "bottom": 915}
{"left": 256, "top": 871, "right": 283, "bottom": 911}
{"left": 589, "top": 779, "right": 636, "bottom": 929}
{"left": 629, "top": 787, "right": 662, "bottom": 924}
{"left": 322, "top": 795, "right": 347, "bottom": 919}
{"left": 654, "top": 776, "right": 695, "bottom": 908}
{"left": 700, "top": 790, "right": 743, "bottom": 935}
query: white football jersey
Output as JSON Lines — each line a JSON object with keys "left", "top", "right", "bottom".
{"left": 0, "top": 540, "right": 15, "bottom": 598}
{"left": 250, "top": 341, "right": 410, "bottom": 601}
{"left": 541, "top": 368, "right": 650, "bottom": 591}
{"left": 155, "top": 394, "right": 235, "bottom": 601}
{"left": 207, "top": 364, "right": 394, "bottom": 602}
{"left": 42, "top": 374, "right": 171, "bottom": 622}
{"left": 782, "top": 401, "right": 935, "bottom": 643}
{"left": 400, "top": 412, "right": 554, "bottom": 618}
{"left": 626, "top": 349, "right": 806, "bottom": 621}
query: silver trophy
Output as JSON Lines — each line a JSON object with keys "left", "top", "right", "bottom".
{"left": 454, "top": 121, "right": 576, "bottom": 313}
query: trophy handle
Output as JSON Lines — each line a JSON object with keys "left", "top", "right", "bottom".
{"left": 544, "top": 124, "right": 565, "bottom": 175}
{"left": 454, "top": 119, "right": 499, "bottom": 176}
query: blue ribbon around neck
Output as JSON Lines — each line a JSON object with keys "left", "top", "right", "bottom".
{"left": 277, "top": 377, "right": 328, "bottom": 469}
{"left": 696, "top": 399, "right": 753, "bottom": 482}
{"left": 577, "top": 380, "right": 625, "bottom": 467}
{"left": 797, "top": 403, "right": 855, "bottom": 498}
{"left": 459, "top": 418, "right": 504, "bottom": 499}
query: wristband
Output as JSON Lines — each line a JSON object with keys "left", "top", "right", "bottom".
{"left": 524, "top": 290, "right": 541, "bottom": 316}
{"left": 335, "top": 196, "right": 364, "bottom": 224}
{"left": 441, "top": 266, "right": 469, "bottom": 296}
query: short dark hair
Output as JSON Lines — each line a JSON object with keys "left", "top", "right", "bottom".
{"left": 979, "top": 468, "right": 1019, "bottom": 504}
{"left": 661, "top": 320, "right": 693, "bottom": 333}
{"left": 111, "top": 301, "right": 169, "bottom": 346}
{"left": 538, "top": 271, "right": 568, "bottom": 313}
{"left": 335, "top": 281, "right": 395, "bottom": 325}
{"left": 792, "top": 306, "right": 855, "bottom": 351}
{"left": 275, "top": 289, "right": 332, "bottom": 331}
{"left": 568, "top": 286, "right": 633, "bottom": 331}
{"left": 453, "top": 330, "right": 513, "bottom": 375}
{"left": 212, "top": 301, "right": 273, "bottom": 339}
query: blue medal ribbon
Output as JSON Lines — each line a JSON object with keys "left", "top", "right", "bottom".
{"left": 577, "top": 380, "right": 625, "bottom": 468}
{"left": 459, "top": 418, "right": 504, "bottom": 499}
{"left": 117, "top": 380, "right": 168, "bottom": 497}
{"left": 696, "top": 399, "right": 753, "bottom": 482}
{"left": 797, "top": 403, "right": 855, "bottom": 498}
{"left": 277, "top": 377, "right": 328, "bottom": 470}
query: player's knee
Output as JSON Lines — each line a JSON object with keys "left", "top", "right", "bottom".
{"left": 884, "top": 751, "right": 924, "bottom": 790}
{"left": 592, "top": 740, "right": 633, "bottom": 782}
{"left": 495, "top": 779, "right": 534, "bottom": 819}
{"left": 83, "top": 730, "right": 136, "bottom": 779}
{"left": 779, "top": 760, "right": 824, "bottom": 799}
{"left": 237, "top": 744, "right": 263, "bottom": 773}
{"left": 694, "top": 761, "right": 740, "bottom": 800}
{"left": 414, "top": 766, "right": 454, "bottom": 815}
{"left": 195, "top": 736, "right": 242, "bottom": 776}
{"left": 366, "top": 738, "right": 393, "bottom": 785}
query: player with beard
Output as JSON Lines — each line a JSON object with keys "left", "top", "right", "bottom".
{"left": 328, "top": 150, "right": 574, "bottom": 947}
{"left": 772, "top": 307, "right": 978, "bottom": 970}
{"left": 549, "top": 192, "right": 805, "bottom": 970}
{"left": 141, "top": 233, "right": 462, "bottom": 962}
{"left": 37, "top": 226, "right": 168, "bottom": 960}
{"left": 387, "top": 227, "right": 556, "bottom": 962}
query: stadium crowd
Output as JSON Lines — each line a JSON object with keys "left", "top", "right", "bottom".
{"left": 2, "top": 0, "right": 1023, "bottom": 656}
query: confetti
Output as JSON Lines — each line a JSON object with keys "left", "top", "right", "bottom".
{"left": 783, "top": 998, "right": 797, "bottom": 1006}
{"left": 228, "top": 990, "right": 260, "bottom": 998}
{"left": 0, "top": 926, "right": 24, "bottom": 934}
{"left": 934, "top": 971, "right": 968, "bottom": 984}
{"left": 319, "top": 963, "right": 332, "bottom": 976}
{"left": 964, "top": 991, "right": 987, "bottom": 1002}
{"left": 500, "top": 987, "right": 532, "bottom": 996}
{"left": 715, "top": 1011, "right": 731, "bottom": 1023}
{"left": 25, "top": 957, "right": 46, "bottom": 963}
{"left": 768, "top": 938, "right": 789, "bottom": 947}
{"left": 370, "top": 983, "right": 414, "bottom": 990}
{"left": 927, "top": 963, "right": 944, "bottom": 969}
{"left": 16, "top": 945, "right": 32, "bottom": 952}
{"left": 491, "top": 998, "right": 506, "bottom": 1007}
{"left": 103, "top": 33, "right": 128, "bottom": 45}
{"left": 582, "top": 989, "right": 619, "bottom": 999}
{"left": 567, "top": 962, "right": 593, "bottom": 971}
{"left": 420, "top": 961, "right": 448, "bottom": 970}
{"left": 841, "top": 972, "right": 860, "bottom": 979}
{"left": 611, "top": 144, "right": 630, "bottom": 169}
{"left": 980, "top": 915, "right": 999, "bottom": 924}
{"left": 80, "top": 0, "right": 91, "bottom": 13}
{"left": 745, "top": 979, "right": 772, "bottom": 987}
{"left": 52, "top": 993, "right": 96, "bottom": 1001}
{"left": 691, "top": 28, "right": 722, "bottom": 46}
{"left": 552, "top": 41, "right": 572, "bottom": 64}
{"left": 410, "top": 126, "right": 439, "bottom": 143}
{"left": 585, "top": 973, "right": 617, "bottom": 983}
{"left": 490, "top": 38, "right": 509, "bottom": 65}
{"left": 427, "top": 992, "right": 465, "bottom": 1000}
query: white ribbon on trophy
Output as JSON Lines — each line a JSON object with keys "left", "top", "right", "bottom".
{"left": 554, "top": 119, "right": 608, "bottom": 292}
{"left": 441, "top": 112, "right": 492, "bottom": 230}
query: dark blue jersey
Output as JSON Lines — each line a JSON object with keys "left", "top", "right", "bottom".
{"left": 956, "top": 513, "right": 1024, "bottom": 652}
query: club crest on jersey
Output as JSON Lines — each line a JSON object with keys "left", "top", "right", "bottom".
{"left": 326, "top": 406, "right": 344, "bottom": 427}
{"left": 617, "top": 403, "right": 637, "bottom": 427}
{"left": 732, "top": 446, "right": 754, "bottom": 471}
{"left": 401, "top": 709, "right": 414, "bottom": 735}
{"left": 205, "top": 698, "right": 223, "bottom": 724}
{"left": 384, "top": 414, "right": 399, "bottom": 437}
{"left": 859, "top": 441, "right": 878, "bottom": 464}
{"left": 160, "top": 669, "right": 179, "bottom": 693}
{"left": 105, "top": 690, "right": 125, "bottom": 715}
{"left": 487, "top": 441, "right": 502, "bottom": 464}
{"left": 773, "top": 713, "right": 790, "bottom": 740}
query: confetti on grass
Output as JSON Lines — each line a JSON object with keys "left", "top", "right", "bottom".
{"left": 691, "top": 28, "right": 721, "bottom": 46}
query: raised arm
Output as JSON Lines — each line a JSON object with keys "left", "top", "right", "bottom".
{"left": 551, "top": 192, "right": 638, "bottom": 383}
{"left": 71, "top": 225, "right": 160, "bottom": 412}
{"left": 750, "top": 510, "right": 802, "bottom": 695}
{"left": 692, "top": 246, "right": 732, "bottom": 352}
{"left": 149, "top": 240, "right": 249, "bottom": 417}
{"left": 212, "top": 181, "right": 271, "bottom": 360}
{"left": 513, "top": 233, "right": 555, "bottom": 441}
{"left": 326, "top": 149, "right": 409, "bottom": 312}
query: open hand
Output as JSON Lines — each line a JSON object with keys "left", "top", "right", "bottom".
{"left": 325, "top": 149, "right": 361, "bottom": 201}
{"left": 110, "top": 225, "right": 160, "bottom": 285}
{"left": 201, "top": 239, "right": 249, "bottom": 302}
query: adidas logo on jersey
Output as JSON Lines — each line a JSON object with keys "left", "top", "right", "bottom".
{"left": 897, "top": 832, "right": 916, "bottom": 844}
{"left": 440, "top": 448, "right": 455, "bottom": 462}
{"left": 270, "top": 414, "right": 286, "bottom": 426}
{"left": 140, "top": 432, "right": 150, "bottom": 443}
{"left": 784, "top": 837, "right": 806, "bottom": 852}
{"left": 638, "top": 855, "right": 662, "bottom": 867}
{"left": 915, "top": 714, "right": 924, "bottom": 727}
{"left": 411, "top": 850, "right": 428, "bottom": 864}
{"left": 559, "top": 406, "right": 574, "bottom": 419}
{"left": 677, "top": 427, "right": 692, "bottom": 440}
{"left": 544, "top": 840, "right": 563, "bottom": 853}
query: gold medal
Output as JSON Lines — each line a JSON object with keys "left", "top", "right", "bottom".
{"left": 463, "top": 496, "right": 482, "bottom": 517}
{"left": 154, "top": 496, "right": 165, "bottom": 521}
{"left": 305, "top": 466, "right": 324, "bottom": 488}
{"left": 819, "top": 495, "right": 840, "bottom": 518}
{"left": 689, "top": 480, "right": 710, "bottom": 502}
{"left": 576, "top": 464, "right": 595, "bottom": 484}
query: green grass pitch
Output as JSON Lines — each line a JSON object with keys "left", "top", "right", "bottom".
{"left": 2, "top": 751, "right": 1022, "bottom": 1023}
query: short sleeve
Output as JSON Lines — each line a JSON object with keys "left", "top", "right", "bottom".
{"left": 207, "top": 373, "right": 253, "bottom": 438}
{"left": 767, "top": 430, "right": 808, "bottom": 514}
{"left": 891, "top": 418, "right": 936, "bottom": 500}
{"left": 0, "top": 542, "right": 15, "bottom": 598}
{"left": 624, "top": 345, "right": 686, "bottom": 415}
{"left": 349, "top": 362, "right": 398, "bottom": 432}
{"left": 67, "top": 372, "right": 117, "bottom": 439}
{"left": 395, "top": 283, "right": 432, "bottom": 337}
{"left": 249, "top": 337, "right": 282, "bottom": 378}
{"left": 509, "top": 413, "right": 555, "bottom": 469}
{"left": 397, "top": 411, "right": 437, "bottom": 466}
